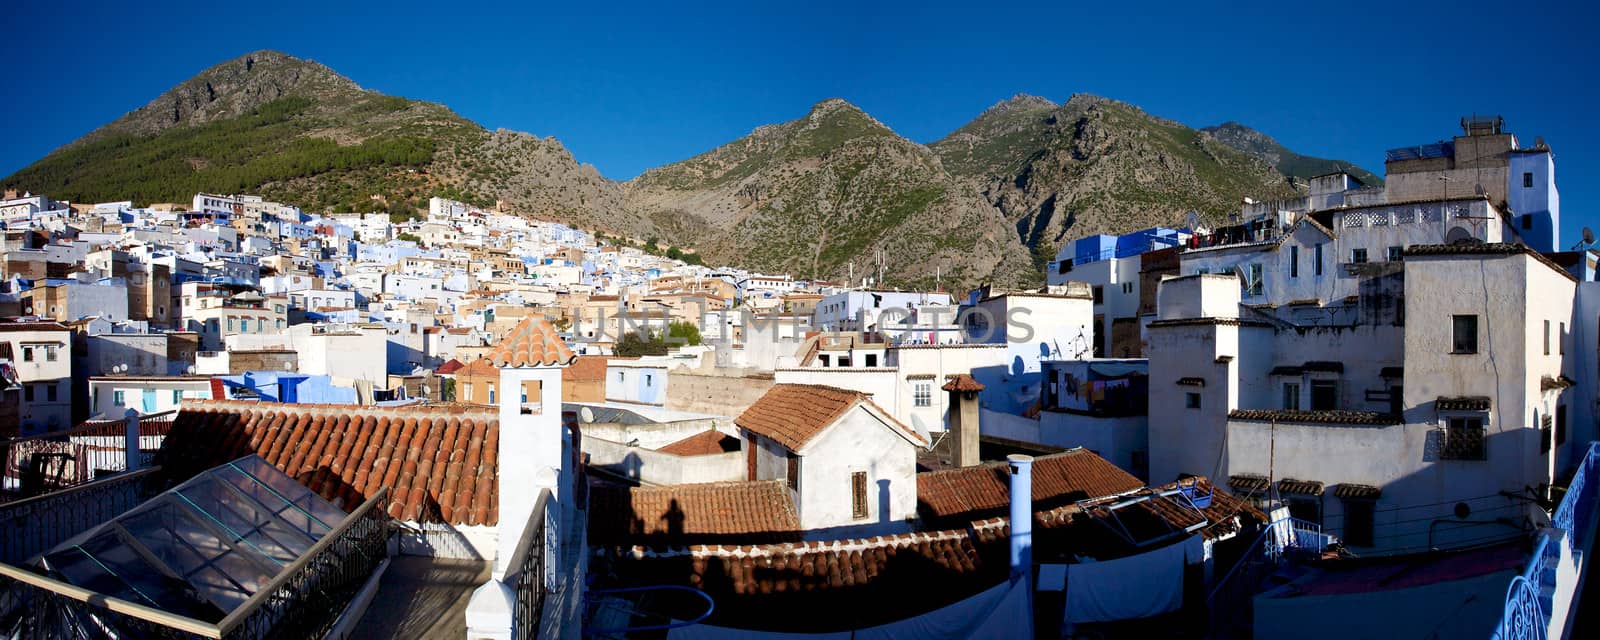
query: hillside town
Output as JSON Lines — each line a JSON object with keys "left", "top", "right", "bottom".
{"left": 0, "top": 117, "right": 1595, "bottom": 640}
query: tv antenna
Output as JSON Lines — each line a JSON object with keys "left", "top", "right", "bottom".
{"left": 1571, "top": 227, "right": 1595, "bottom": 252}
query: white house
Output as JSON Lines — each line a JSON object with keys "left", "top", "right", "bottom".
{"left": 734, "top": 383, "right": 926, "bottom": 535}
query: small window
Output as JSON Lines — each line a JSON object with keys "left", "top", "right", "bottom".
{"left": 1541, "top": 414, "right": 1554, "bottom": 454}
{"left": 1092, "top": 286, "right": 1104, "bottom": 305}
{"left": 24, "top": 385, "right": 35, "bottom": 402}
{"left": 172, "top": 390, "right": 183, "bottom": 404}
{"left": 1387, "top": 246, "right": 1403, "bottom": 262}
{"left": 851, "top": 471, "right": 868, "bottom": 519}
{"left": 1122, "top": 282, "right": 1133, "bottom": 294}
{"left": 1523, "top": 172, "right": 1534, "bottom": 189}
{"left": 865, "top": 354, "right": 878, "bottom": 367}
{"left": 914, "top": 383, "right": 932, "bottom": 407}
{"left": 46, "top": 384, "right": 57, "bottom": 402}
{"left": 1443, "top": 417, "right": 1486, "bottom": 460}
{"left": 786, "top": 454, "right": 800, "bottom": 491}
{"left": 1560, "top": 322, "right": 1566, "bottom": 355}
{"left": 1522, "top": 213, "right": 1534, "bottom": 230}
{"left": 1282, "top": 383, "right": 1301, "bottom": 410}
{"left": 1287, "top": 497, "right": 1321, "bottom": 525}
{"left": 1557, "top": 405, "right": 1568, "bottom": 445}
{"left": 1310, "top": 380, "right": 1338, "bottom": 411}
{"left": 1290, "top": 245, "right": 1299, "bottom": 278}
{"left": 1314, "top": 243, "right": 1325, "bottom": 276}
{"left": 22, "top": 346, "right": 33, "bottom": 362}
{"left": 1452, "top": 315, "right": 1478, "bottom": 354}
{"left": 1185, "top": 392, "right": 1201, "bottom": 409}
{"left": 1342, "top": 499, "right": 1375, "bottom": 546}
{"left": 1545, "top": 320, "right": 1551, "bottom": 356}
{"left": 644, "top": 374, "right": 653, "bottom": 388}
{"left": 1351, "top": 248, "right": 1368, "bottom": 264}
{"left": 113, "top": 390, "right": 125, "bottom": 406}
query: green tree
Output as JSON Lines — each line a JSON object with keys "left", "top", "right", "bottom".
{"left": 614, "top": 329, "right": 669, "bottom": 357}
{"left": 396, "top": 232, "right": 421, "bottom": 243}
{"left": 666, "top": 320, "right": 702, "bottom": 346}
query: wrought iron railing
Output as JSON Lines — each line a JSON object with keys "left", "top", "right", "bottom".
{"left": 1207, "top": 516, "right": 1325, "bottom": 639}
{"left": 0, "top": 412, "right": 176, "bottom": 504}
{"left": 0, "top": 467, "right": 161, "bottom": 565}
{"left": 0, "top": 487, "right": 390, "bottom": 639}
{"left": 1491, "top": 441, "right": 1599, "bottom": 640}
{"left": 509, "top": 489, "right": 552, "bottom": 639}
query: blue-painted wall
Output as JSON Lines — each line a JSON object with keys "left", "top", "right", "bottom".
{"left": 1509, "top": 151, "right": 1560, "bottom": 252}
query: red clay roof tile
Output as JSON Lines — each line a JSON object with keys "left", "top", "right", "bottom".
{"left": 486, "top": 316, "right": 575, "bottom": 368}
{"left": 589, "top": 480, "right": 802, "bottom": 547}
{"left": 656, "top": 430, "right": 741, "bottom": 457}
{"left": 916, "top": 448, "right": 1143, "bottom": 523}
{"left": 734, "top": 384, "right": 923, "bottom": 452}
{"left": 157, "top": 400, "right": 500, "bottom": 527}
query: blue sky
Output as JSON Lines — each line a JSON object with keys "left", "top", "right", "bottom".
{"left": 2, "top": 0, "right": 1595, "bottom": 242}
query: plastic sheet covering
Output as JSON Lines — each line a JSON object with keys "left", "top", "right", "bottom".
{"left": 667, "top": 577, "right": 1031, "bottom": 640}
{"left": 32, "top": 454, "right": 348, "bottom": 622}
{"left": 1063, "top": 535, "right": 1202, "bottom": 624}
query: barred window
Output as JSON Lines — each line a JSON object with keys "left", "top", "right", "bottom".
{"left": 851, "top": 471, "right": 868, "bottom": 519}
{"left": 1443, "top": 417, "right": 1486, "bottom": 460}
{"left": 913, "top": 383, "right": 932, "bottom": 407}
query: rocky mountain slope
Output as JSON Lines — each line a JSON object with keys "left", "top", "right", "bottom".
{"left": 3, "top": 51, "right": 630, "bottom": 228}
{"left": 5, "top": 52, "right": 1382, "bottom": 288}
{"left": 1201, "top": 122, "right": 1381, "bottom": 187}
{"left": 929, "top": 94, "right": 1303, "bottom": 267}
{"left": 624, "top": 99, "right": 1030, "bottom": 288}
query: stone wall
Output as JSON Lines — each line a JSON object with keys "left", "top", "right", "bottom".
{"left": 664, "top": 369, "right": 775, "bottom": 417}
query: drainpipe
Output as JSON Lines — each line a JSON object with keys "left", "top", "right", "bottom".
{"left": 124, "top": 408, "right": 143, "bottom": 472}
{"left": 1008, "top": 454, "right": 1034, "bottom": 579}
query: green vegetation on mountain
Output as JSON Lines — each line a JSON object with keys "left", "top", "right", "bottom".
{"left": 1201, "top": 122, "right": 1381, "bottom": 186}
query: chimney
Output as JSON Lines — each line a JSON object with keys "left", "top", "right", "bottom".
{"left": 943, "top": 374, "right": 985, "bottom": 467}
{"left": 1008, "top": 454, "right": 1034, "bottom": 579}
{"left": 124, "top": 408, "right": 143, "bottom": 472}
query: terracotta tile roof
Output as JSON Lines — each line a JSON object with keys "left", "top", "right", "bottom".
{"left": 657, "top": 430, "right": 741, "bottom": 457}
{"left": 434, "top": 358, "right": 465, "bottom": 375}
{"left": 1542, "top": 375, "right": 1576, "bottom": 391}
{"left": 596, "top": 528, "right": 997, "bottom": 630}
{"left": 735, "top": 384, "right": 923, "bottom": 451}
{"left": 1229, "top": 409, "right": 1401, "bottom": 426}
{"left": 1065, "top": 478, "right": 1266, "bottom": 547}
{"left": 916, "top": 449, "right": 1143, "bottom": 523}
{"left": 1333, "top": 483, "right": 1382, "bottom": 499}
{"left": 1277, "top": 479, "right": 1324, "bottom": 496}
{"left": 1228, "top": 474, "right": 1270, "bottom": 494}
{"left": 457, "top": 357, "right": 499, "bottom": 377}
{"left": 156, "top": 400, "right": 501, "bottom": 526}
{"left": 1436, "top": 396, "right": 1491, "bottom": 411}
{"left": 0, "top": 322, "right": 69, "bottom": 332}
{"left": 562, "top": 355, "right": 609, "bottom": 382}
{"left": 940, "top": 374, "right": 985, "bottom": 393}
{"left": 485, "top": 316, "right": 575, "bottom": 368}
{"left": 588, "top": 480, "right": 801, "bottom": 547}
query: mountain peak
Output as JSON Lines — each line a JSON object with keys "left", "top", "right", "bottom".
{"left": 76, "top": 50, "right": 362, "bottom": 144}
{"left": 976, "top": 93, "right": 1057, "bottom": 119}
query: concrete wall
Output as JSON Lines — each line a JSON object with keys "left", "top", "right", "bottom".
{"left": 580, "top": 418, "right": 725, "bottom": 451}
{"left": 583, "top": 436, "right": 743, "bottom": 485}
{"left": 1036, "top": 411, "right": 1149, "bottom": 480}
{"left": 774, "top": 367, "right": 900, "bottom": 416}
{"left": 796, "top": 408, "right": 917, "bottom": 535}
{"left": 606, "top": 363, "right": 668, "bottom": 405}
{"left": 663, "top": 369, "right": 773, "bottom": 417}
{"left": 1253, "top": 566, "right": 1515, "bottom": 640}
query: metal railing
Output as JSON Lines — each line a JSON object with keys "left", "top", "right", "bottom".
{"left": 509, "top": 489, "right": 552, "bottom": 639}
{"left": 0, "top": 467, "right": 161, "bottom": 565}
{"left": 0, "top": 487, "right": 390, "bottom": 639}
{"left": 1207, "top": 516, "right": 1326, "bottom": 639}
{"left": 1, "top": 412, "right": 176, "bottom": 504}
{"left": 1491, "top": 441, "right": 1599, "bottom": 640}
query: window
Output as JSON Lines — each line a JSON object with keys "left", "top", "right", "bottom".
{"left": 21, "top": 346, "right": 33, "bottom": 362}
{"left": 1443, "top": 417, "right": 1486, "bottom": 460}
{"left": 1122, "top": 282, "right": 1133, "bottom": 294}
{"left": 1282, "top": 383, "right": 1301, "bottom": 410}
{"left": 818, "top": 355, "right": 829, "bottom": 368}
{"left": 1545, "top": 320, "right": 1551, "bottom": 355}
{"left": 1057, "top": 260, "right": 1072, "bottom": 275}
{"left": 1387, "top": 246, "right": 1403, "bottom": 262}
{"left": 1246, "top": 263, "right": 1263, "bottom": 296}
{"left": 1342, "top": 499, "right": 1375, "bottom": 546}
{"left": 1092, "top": 286, "right": 1104, "bottom": 305}
{"left": 1560, "top": 323, "right": 1566, "bottom": 354}
{"left": 644, "top": 374, "right": 653, "bottom": 388}
{"left": 865, "top": 354, "right": 878, "bottom": 367}
{"left": 113, "top": 390, "right": 125, "bottom": 406}
{"left": 1287, "top": 497, "right": 1320, "bottom": 525}
{"left": 46, "top": 384, "right": 57, "bottom": 402}
{"left": 851, "top": 471, "right": 869, "bottom": 519}
{"left": 1314, "top": 243, "right": 1324, "bottom": 276}
{"left": 1290, "top": 245, "right": 1299, "bottom": 278}
{"left": 23, "top": 385, "right": 34, "bottom": 402}
{"left": 1452, "top": 315, "right": 1478, "bottom": 354}
{"left": 1310, "top": 380, "right": 1338, "bottom": 411}
{"left": 1557, "top": 405, "right": 1568, "bottom": 446}
{"left": 1523, "top": 172, "right": 1534, "bottom": 189}
{"left": 1185, "top": 392, "right": 1201, "bottom": 409}
{"left": 1541, "top": 414, "right": 1554, "bottom": 454}
{"left": 1351, "top": 248, "right": 1368, "bottom": 264}
{"left": 786, "top": 454, "right": 800, "bottom": 491}
{"left": 1522, "top": 213, "right": 1534, "bottom": 230}
{"left": 172, "top": 390, "right": 183, "bottom": 404}
{"left": 462, "top": 382, "right": 473, "bottom": 399}
{"left": 914, "top": 383, "right": 932, "bottom": 407}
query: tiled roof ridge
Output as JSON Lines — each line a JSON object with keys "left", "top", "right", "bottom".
{"left": 180, "top": 398, "right": 497, "bottom": 420}
{"left": 616, "top": 526, "right": 978, "bottom": 560}
{"left": 916, "top": 447, "right": 1089, "bottom": 478}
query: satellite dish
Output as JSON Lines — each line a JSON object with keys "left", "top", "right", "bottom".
{"left": 579, "top": 406, "right": 595, "bottom": 423}
{"left": 1585, "top": 227, "right": 1595, "bottom": 245}
{"left": 909, "top": 414, "right": 932, "bottom": 448}
{"left": 186, "top": 365, "right": 196, "bottom": 375}
{"left": 1536, "top": 136, "right": 1547, "bottom": 148}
